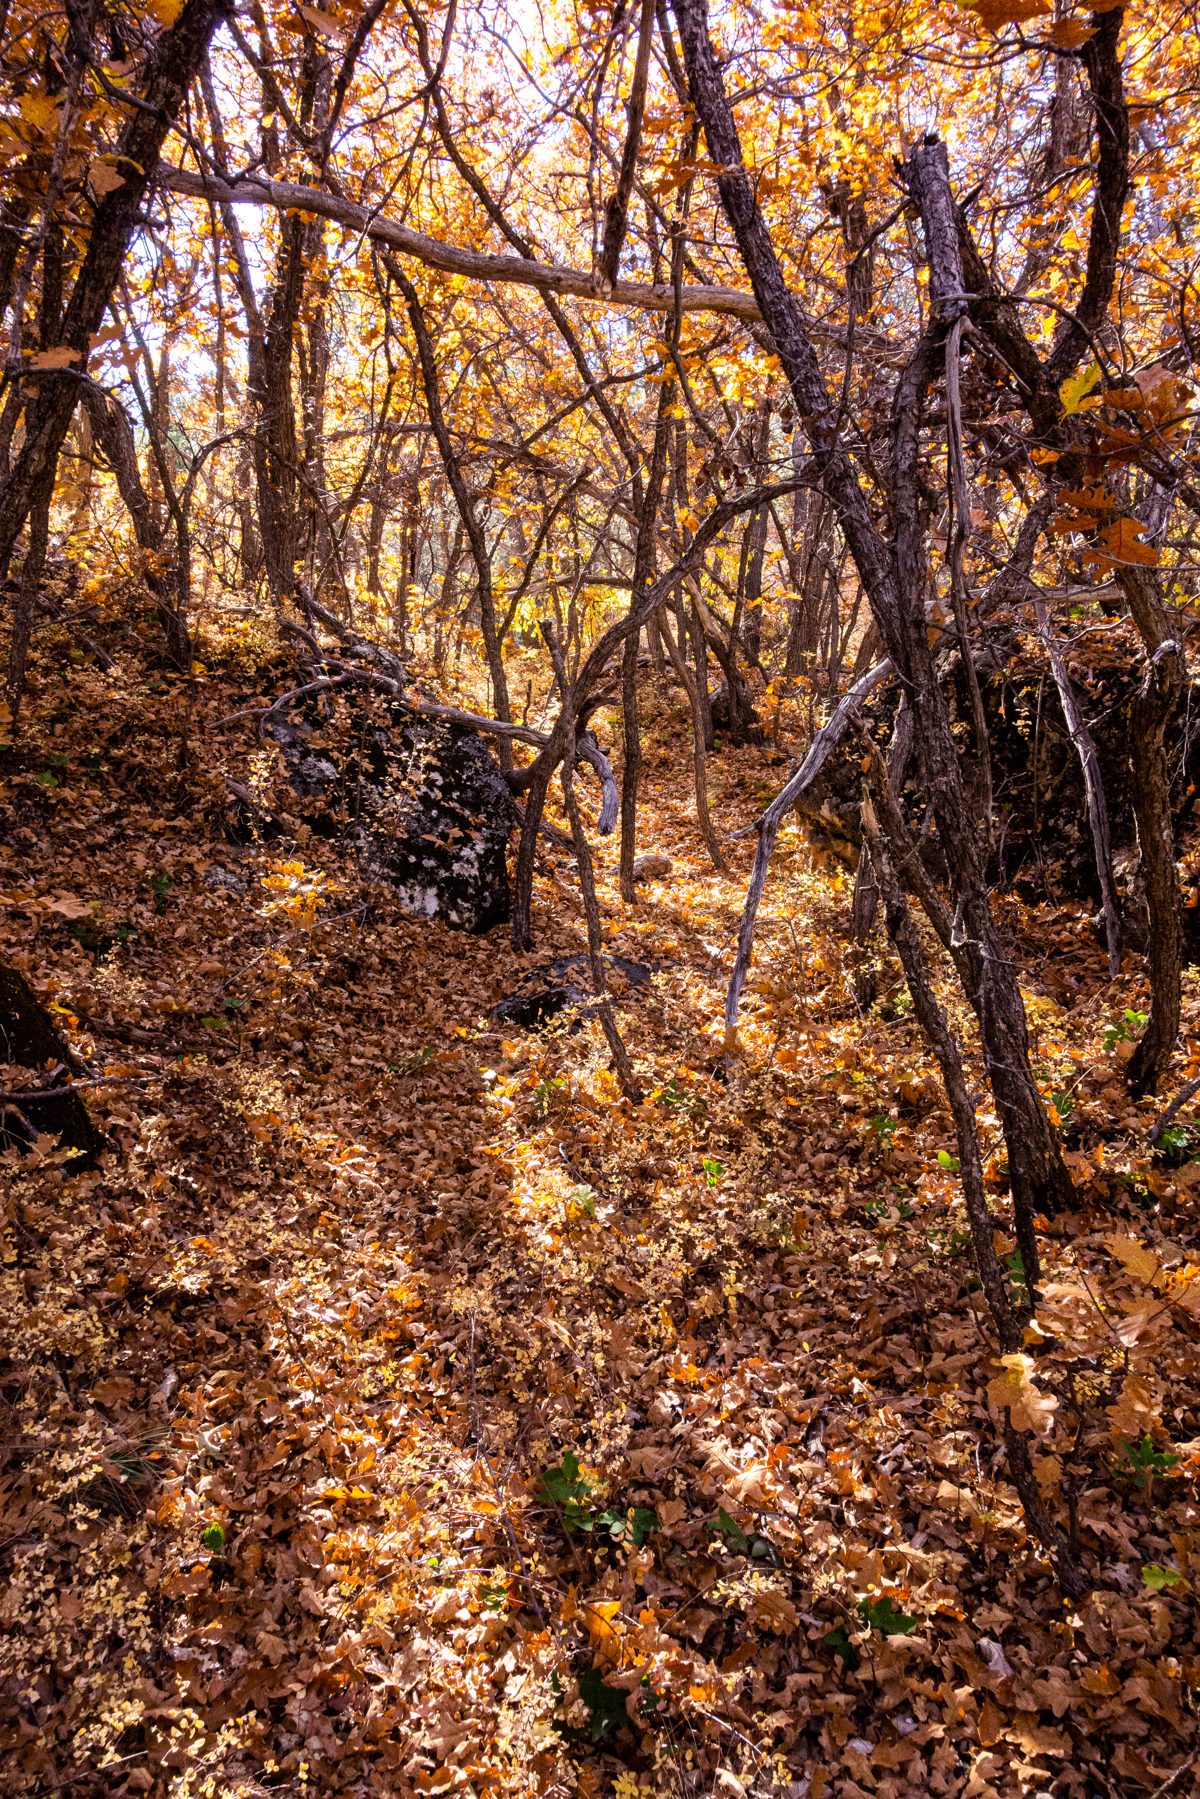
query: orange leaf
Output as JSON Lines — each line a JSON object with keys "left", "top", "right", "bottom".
{"left": 1083, "top": 516, "right": 1159, "bottom": 571}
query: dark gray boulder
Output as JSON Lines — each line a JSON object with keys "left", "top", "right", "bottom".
{"left": 266, "top": 700, "right": 515, "bottom": 934}
{"left": 354, "top": 712, "right": 515, "bottom": 933}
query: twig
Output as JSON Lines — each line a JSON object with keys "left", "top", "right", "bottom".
{"left": 1149, "top": 1076, "right": 1200, "bottom": 1147}
{"left": 723, "top": 657, "right": 892, "bottom": 1040}
{"left": 1149, "top": 1752, "right": 1199, "bottom": 1799}
{"left": 0, "top": 1075, "right": 148, "bottom": 1102}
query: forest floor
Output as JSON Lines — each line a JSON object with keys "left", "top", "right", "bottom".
{"left": 2, "top": 623, "right": 1200, "bottom": 1799}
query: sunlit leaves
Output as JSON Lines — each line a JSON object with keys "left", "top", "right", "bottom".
{"left": 987, "top": 1353, "right": 1058, "bottom": 1435}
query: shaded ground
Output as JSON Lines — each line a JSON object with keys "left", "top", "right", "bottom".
{"left": 2, "top": 637, "right": 1199, "bottom": 1798}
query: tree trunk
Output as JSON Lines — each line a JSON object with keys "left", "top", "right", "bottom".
{"left": 669, "top": 0, "right": 1073, "bottom": 1248}
{"left": 0, "top": 0, "right": 231, "bottom": 575}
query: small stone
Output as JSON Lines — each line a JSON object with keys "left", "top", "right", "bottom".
{"left": 632, "top": 851, "right": 672, "bottom": 881}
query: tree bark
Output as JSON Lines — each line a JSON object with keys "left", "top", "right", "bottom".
{"left": 0, "top": 0, "right": 231, "bottom": 574}
{"left": 1120, "top": 569, "right": 1184, "bottom": 1096}
{"left": 669, "top": 0, "right": 1073, "bottom": 1238}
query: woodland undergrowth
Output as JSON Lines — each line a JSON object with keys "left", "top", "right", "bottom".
{"left": 2, "top": 620, "right": 1199, "bottom": 1799}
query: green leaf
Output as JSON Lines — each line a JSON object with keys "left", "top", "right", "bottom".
{"left": 575, "top": 1666, "right": 628, "bottom": 1742}
{"left": 1142, "top": 1563, "right": 1183, "bottom": 1590}
{"left": 538, "top": 1449, "right": 591, "bottom": 1515}
{"left": 858, "top": 1594, "right": 918, "bottom": 1636}
{"left": 937, "top": 1149, "right": 959, "bottom": 1173}
{"left": 629, "top": 1506, "right": 659, "bottom": 1548}
{"left": 202, "top": 1521, "right": 225, "bottom": 1552}
{"left": 701, "top": 1156, "right": 724, "bottom": 1187}
{"left": 1118, "top": 1434, "right": 1179, "bottom": 1491}
{"left": 705, "top": 1507, "right": 749, "bottom": 1553}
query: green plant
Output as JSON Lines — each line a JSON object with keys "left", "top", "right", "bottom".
{"left": 869, "top": 1112, "right": 898, "bottom": 1145}
{"left": 823, "top": 1624, "right": 860, "bottom": 1670}
{"left": 657, "top": 1078, "right": 706, "bottom": 1118}
{"left": 537, "top": 1451, "right": 658, "bottom": 1546}
{"left": 151, "top": 871, "right": 172, "bottom": 914}
{"left": 389, "top": 1045, "right": 436, "bottom": 1076}
{"left": 533, "top": 1074, "right": 565, "bottom": 1118}
{"left": 1004, "top": 1247, "right": 1030, "bottom": 1307}
{"left": 1050, "top": 1089, "right": 1075, "bottom": 1124}
{"left": 36, "top": 751, "right": 70, "bottom": 788}
{"left": 538, "top": 1451, "right": 629, "bottom": 1539}
{"left": 537, "top": 1449, "right": 593, "bottom": 1526}
{"left": 858, "top": 1593, "right": 918, "bottom": 1636}
{"left": 71, "top": 918, "right": 135, "bottom": 957}
{"left": 1117, "top": 1434, "right": 1179, "bottom": 1494}
{"left": 1104, "top": 1008, "right": 1148, "bottom": 1053}
{"left": 1154, "top": 1124, "right": 1195, "bottom": 1165}
{"left": 705, "top": 1507, "right": 779, "bottom": 1563}
{"left": 701, "top": 1155, "right": 724, "bottom": 1188}
{"left": 558, "top": 1666, "right": 629, "bottom": 1744}
{"left": 928, "top": 1224, "right": 971, "bottom": 1258}
{"left": 863, "top": 1196, "right": 915, "bottom": 1227}
{"left": 202, "top": 1521, "right": 226, "bottom": 1553}
{"left": 936, "top": 1148, "right": 960, "bottom": 1175}
{"left": 1142, "top": 1563, "right": 1183, "bottom": 1590}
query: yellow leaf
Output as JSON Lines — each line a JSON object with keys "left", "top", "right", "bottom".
{"left": 584, "top": 1599, "right": 623, "bottom": 1651}
{"left": 19, "top": 92, "right": 61, "bottom": 133}
{"left": 143, "top": 0, "right": 184, "bottom": 23}
{"left": 1060, "top": 362, "right": 1102, "bottom": 416}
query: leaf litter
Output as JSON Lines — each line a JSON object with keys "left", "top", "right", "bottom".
{"left": 1, "top": 648, "right": 1199, "bottom": 1798}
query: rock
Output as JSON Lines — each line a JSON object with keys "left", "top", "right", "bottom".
{"left": 490, "top": 953, "right": 657, "bottom": 1032}
{"left": 291, "top": 753, "right": 339, "bottom": 797}
{"left": 709, "top": 679, "right": 763, "bottom": 743}
{"left": 491, "top": 983, "right": 590, "bottom": 1031}
{"left": 788, "top": 641, "right": 1200, "bottom": 920}
{"left": 204, "top": 863, "right": 250, "bottom": 893}
{"left": 266, "top": 698, "right": 515, "bottom": 933}
{"left": 632, "top": 852, "right": 672, "bottom": 882}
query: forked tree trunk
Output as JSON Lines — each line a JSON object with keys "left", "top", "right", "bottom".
{"left": 669, "top": 0, "right": 1073, "bottom": 1247}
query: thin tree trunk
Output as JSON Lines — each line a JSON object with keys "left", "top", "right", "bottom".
{"left": 1033, "top": 598, "right": 1121, "bottom": 978}
{"left": 1120, "top": 569, "right": 1184, "bottom": 1096}
{"left": 861, "top": 799, "right": 1088, "bottom": 1599}
{"left": 618, "top": 376, "right": 674, "bottom": 901}
{"left": 388, "top": 258, "right": 513, "bottom": 761}
{"left": 6, "top": 491, "right": 48, "bottom": 721}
